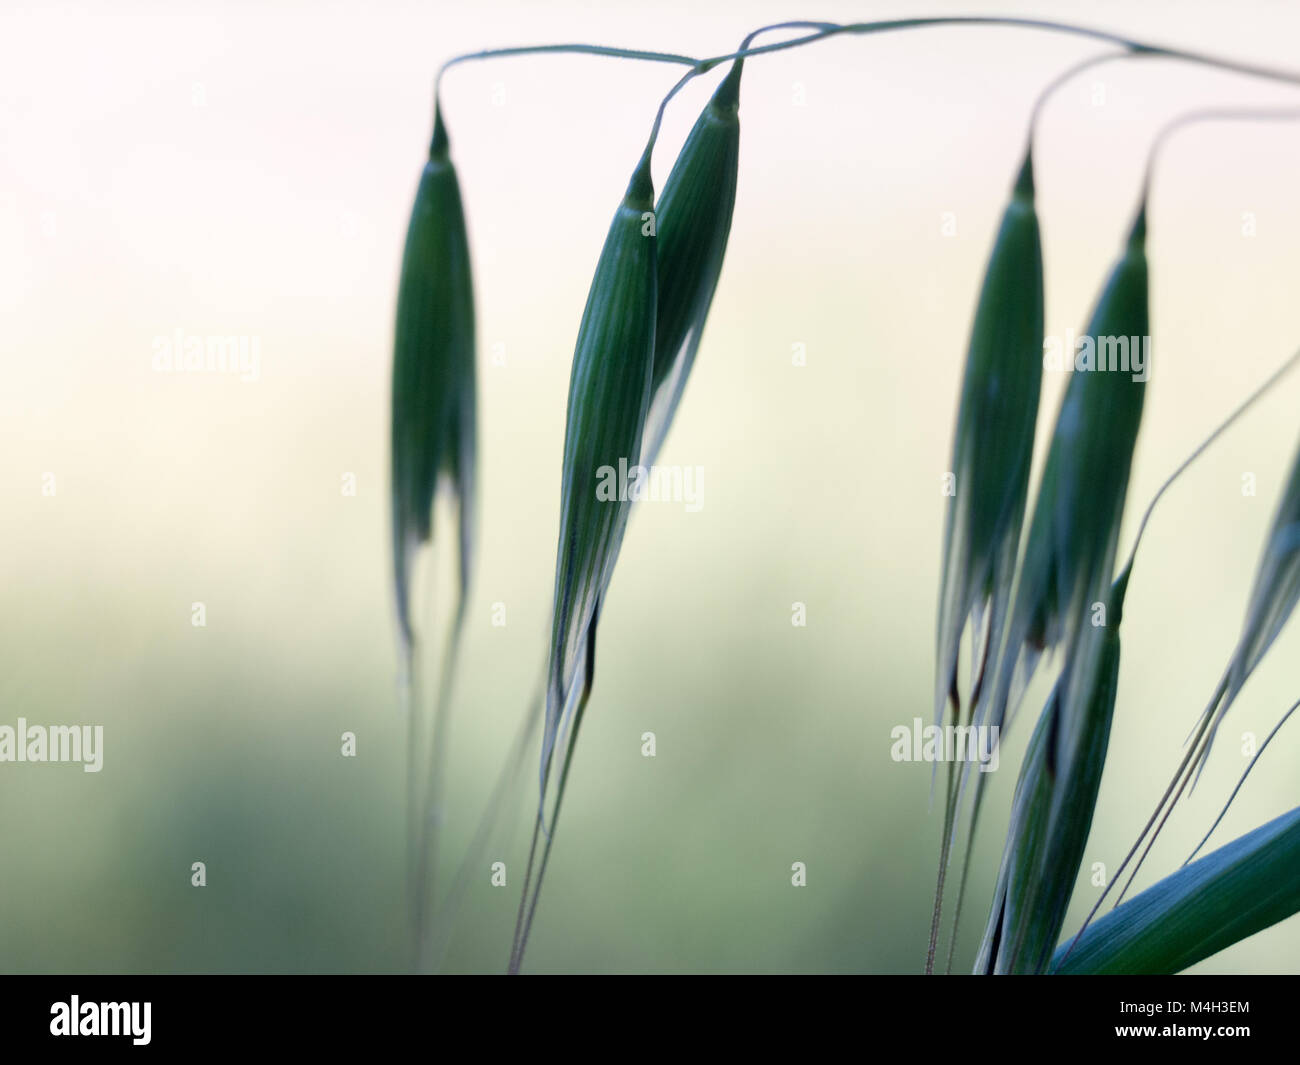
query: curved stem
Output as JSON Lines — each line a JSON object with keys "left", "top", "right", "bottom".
{"left": 740, "top": 19, "right": 842, "bottom": 51}
{"left": 637, "top": 21, "right": 854, "bottom": 165}
{"left": 439, "top": 19, "right": 1300, "bottom": 182}
{"left": 434, "top": 44, "right": 703, "bottom": 147}
{"left": 437, "top": 42, "right": 699, "bottom": 93}
{"left": 1117, "top": 342, "right": 1300, "bottom": 591}
{"left": 1113, "top": 112, "right": 1300, "bottom": 589}
{"left": 703, "top": 18, "right": 1300, "bottom": 90}
{"left": 437, "top": 18, "right": 1300, "bottom": 99}
{"left": 1141, "top": 106, "right": 1300, "bottom": 202}
{"left": 636, "top": 66, "right": 702, "bottom": 167}
{"left": 1028, "top": 50, "right": 1134, "bottom": 150}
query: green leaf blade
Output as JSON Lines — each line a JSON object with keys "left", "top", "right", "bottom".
{"left": 1052, "top": 805, "right": 1300, "bottom": 974}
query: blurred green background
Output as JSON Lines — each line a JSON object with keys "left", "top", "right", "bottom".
{"left": 3, "top": 0, "right": 1299, "bottom": 973}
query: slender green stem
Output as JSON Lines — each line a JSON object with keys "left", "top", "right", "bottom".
{"left": 1185, "top": 697, "right": 1300, "bottom": 865}
{"left": 426, "top": 663, "right": 545, "bottom": 971}
{"left": 739, "top": 20, "right": 842, "bottom": 52}
{"left": 438, "top": 18, "right": 1300, "bottom": 99}
{"left": 509, "top": 676, "right": 594, "bottom": 973}
{"left": 400, "top": 637, "right": 420, "bottom": 970}
{"left": 636, "top": 66, "right": 701, "bottom": 166}
{"left": 1115, "top": 746, "right": 1200, "bottom": 905}
{"left": 437, "top": 42, "right": 699, "bottom": 91}
{"left": 439, "top": 20, "right": 1300, "bottom": 188}
{"left": 1116, "top": 107, "right": 1300, "bottom": 592}
{"left": 1118, "top": 343, "right": 1300, "bottom": 591}
{"left": 413, "top": 598, "right": 468, "bottom": 972}
{"left": 1140, "top": 106, "right": 1300, "bottom": 202}
{"left": 1059, "top": 674, "right": 1227, "bottom": 967}
{"left": 926, "top": 741, "right": 960, "bottom": 973}
{"left": 435, "top": 43, "right": 705, "bottom": 153}
{"left": 1028, "top": 50, "right": 1134, "bottom": 149}
{"left": 507, "top": 812, "right": 544, "bottom": 974}
{"left": 642, "top": 21, "right": 847, "bottom": 159}
{"left": 700, "top": 18, "right": 1300, "bottom": 90}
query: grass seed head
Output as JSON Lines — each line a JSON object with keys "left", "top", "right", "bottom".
{"left": 980, "top": 205, "right": 1149, "bottom": 736}
{"left": 641, "top": 61, "right": 742, "bottom": 465}
{"left": 965, "top": 211, "right": 1148, "bottom": 968}
{"left": 541, "top": 155, "right": 659, "bottom": 797}
{"left": 390, "top": 105, "right": 477, "bottom": 657}
{"left": 935, "top": 149, "right": 1044, "bottom": 724}
{"left": 976, "top": 578, "right": 1125, "bottom": 974}
{"left": 1196, "top": 430, "right": 1300, "bottom": 764}
{"left": 1231, "top": 429, "right": 1300, "bottom": 681}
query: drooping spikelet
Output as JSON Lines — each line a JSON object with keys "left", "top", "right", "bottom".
{"left": 390, "top": 106, "right": 477, "bottom": 662}
{"left": 540, "top": 153, "right": 659, "bottom": 805}
{"left": 976, "top": 574, "right": 1126, "bottom": 974}
{"left": 927, "top": 148, "right": 1044, "bottom": 970}
{"left": 934, "top": 204, "right": 1148, "bottom": 971}
{"left": 508, "top": 152, "right": 659, "bottom": 975}
{"left": 935, "top": 149, "right": 1044, "bottom": 726}
{"left": 641, "top": 61, "right": 742, "bottom": 466}
{"left": 1196, "top": 429, "right": 1300, "bottom": 767}
{"left": 980, "top": 206, "right": 1150, "bottom": 740}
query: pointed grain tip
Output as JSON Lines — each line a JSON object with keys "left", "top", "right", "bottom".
{"left": 1127, "top": 202, "right": 1147, "bottom": 248}
{"left": 625, "top": 152, "right": 655, "bottom": 211}
{"left": 712, "top": 60, "right": 743, "bottom": 112}
{"left": 1013, "top": 150, "right": 1034, "bottom": 200}
{"left": 431, "top": 103, "right": 450, "bottom": 160}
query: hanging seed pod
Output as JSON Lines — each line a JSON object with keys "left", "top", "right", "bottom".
{"left": 938, "top": 206, "right": 1148, "bottom": 971}
{"left": 928, "top": 149, "right": 1045, "bottom": 974}
{"left": 540, "top": 154, "right": 659, "bottom": 800}
{"left": 935, "top": 149, "right": 1044, "bottom": 726}
{"left": 976, "top": 574, "right": 1127, "bottom": 974}
{"left": 640, "top": 61, "right": 742, "bottom": 466}
{"left": 983, "top": 323, "right": 1300, "bottom": 973}
{"left": 1193, "top": 431, "right": 1300, "bottom": 769}
{"left": 1231, "top": 431, "right": 1300, "bottom": 682}
{"left": 509, "top": 152, "right": 659, "bottom": 976}
{"left": 390, "top": 106, "right": 477, "bottom": 661}
{"left": 979, "top": 205, "right": 1150, "bottom": 739}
